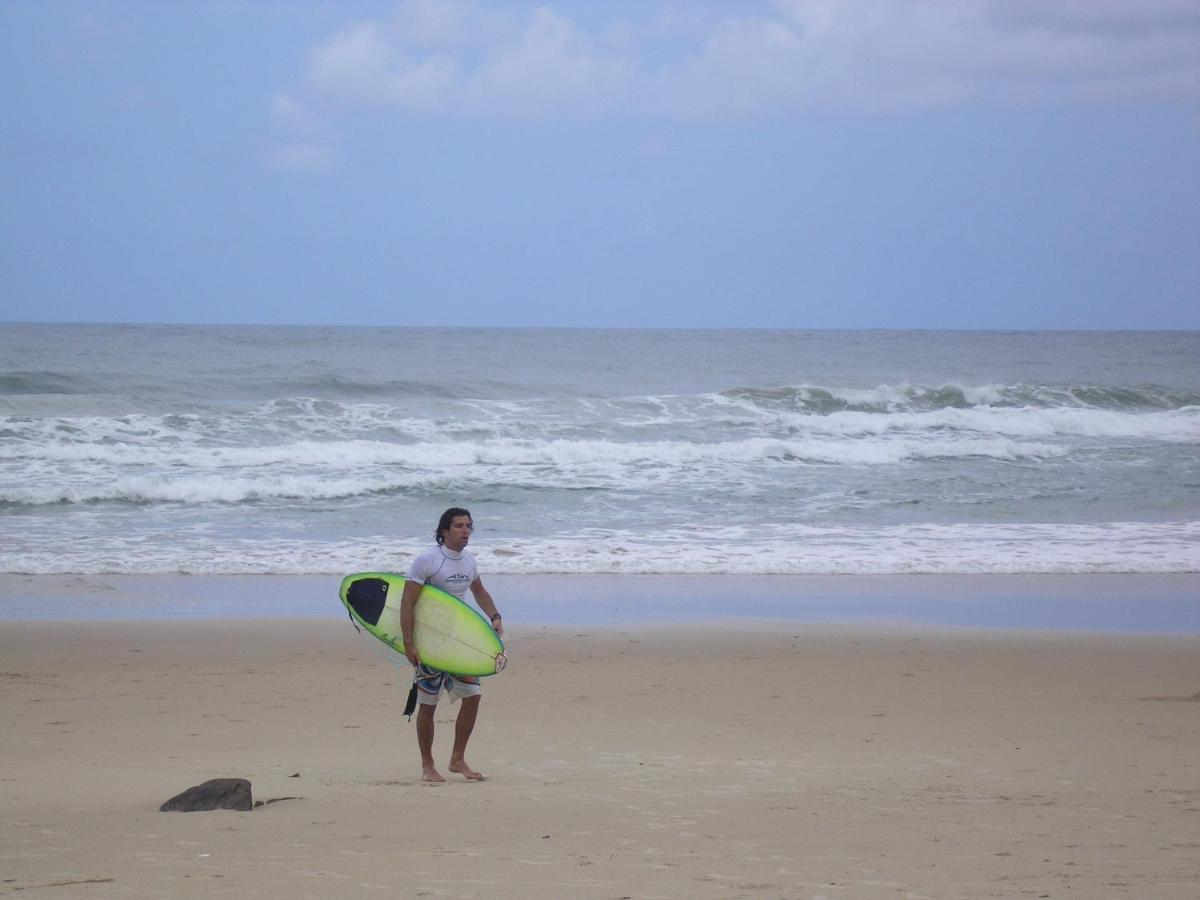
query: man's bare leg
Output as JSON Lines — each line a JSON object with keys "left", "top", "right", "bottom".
{"left": 447, "top": 694, "right": 484, "bottom": 780}
{"left": 415, "top": 703, "right": 444, "bottom": 783}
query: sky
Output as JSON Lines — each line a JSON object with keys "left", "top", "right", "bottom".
{"left": 2, "top": 0, "right": 1199, "bottom": 330}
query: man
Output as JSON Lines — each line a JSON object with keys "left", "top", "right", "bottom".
{"left": 401, "top": 507, "right": 503, "bottom": 783}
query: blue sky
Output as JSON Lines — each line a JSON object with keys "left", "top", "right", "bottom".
{"left": 2, "top": 1, "right": 1198, "bottom": 329}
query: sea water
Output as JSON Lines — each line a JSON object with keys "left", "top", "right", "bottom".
{"left": 1, "top": 324, "right": 1197, "bottom": 576}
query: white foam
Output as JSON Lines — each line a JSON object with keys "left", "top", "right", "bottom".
{"left": 4, "top": 521, "right": 1196, "bottom": 576}
{"left": 0, "top": 431, "right": 1077, "bottom": 505}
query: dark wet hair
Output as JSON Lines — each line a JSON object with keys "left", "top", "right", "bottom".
{"left": 435, "top": 507, "right": 473, "bottom": 545}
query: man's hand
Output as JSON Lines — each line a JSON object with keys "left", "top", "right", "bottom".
{"left": 400, "top": 580, "right": 423, "bottom": 667}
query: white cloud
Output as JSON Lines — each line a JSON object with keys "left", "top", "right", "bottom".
{"left": 462, "top": 7, "right": 634, "bottom": 115}
{"left": 286, "top": 1, "right": 1200, "bottom": 122}
{"left": 754, "top": 0, "right": 1200, "bottom": 111}
{"left": 305, "top": 6, "right": 630, "bottom": 116}
{"left": 308, "top": 20, "right": 459, "bottom": 110}
{"left": 269, "top": 94, "right": 335, "bottom": 175}
{"left": 272, "top": 94, "right": 326, "bottom": 137}
{"left": 641, "top": 0, "right": 1200, "bottom": 116}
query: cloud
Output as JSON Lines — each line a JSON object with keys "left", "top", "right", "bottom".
{"left": 307, "top": 20, "right": 460, "bottom": 110}
{"left": 988, "top": 0, "right": 1200, "bottom": 37}
{"left": 272, "top": 94, "right": 327, "bottom": 137}
{"left": 652, "top": 0, "right": 1200, "bottom": 115}
{"left": 285, "top": 0, "right": 1200, "bottom": 122}
{"left": 306, "top": 6, "right": 630, "bottom": 116}
{"left": 462, "top": 7, "right": 634, "bottom": 115}
{"left": 268, "top": 93, "right": 336, "bottom": 174}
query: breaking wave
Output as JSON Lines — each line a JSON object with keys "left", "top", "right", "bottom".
{"left": 720, "top": 382, "right": 1200, "bottom": 414}
{"left": 4, "top": 321, "right": 1198, "bottom": 582}
{"left": 4, "top": 521, "right": 1197, "bottom": 576}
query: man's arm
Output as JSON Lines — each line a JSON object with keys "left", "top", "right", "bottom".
{"left": 470, "top": 577, "right": 503, "bottom": 637}
{"left": 400, "top": 579, "right": 423, "bottom": 664}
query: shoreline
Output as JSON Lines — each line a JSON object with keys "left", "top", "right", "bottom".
{"left": 1, "top": 571, "right": 1198, "bottom": 634}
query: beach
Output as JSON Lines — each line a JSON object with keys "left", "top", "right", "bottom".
{"left": 4, "top": 0, "right": 1199, "bottom": 886}
{"left": 3, "top": 325, "right": 1198, "bottom": 896}
{"left": 3, "top": 576, "right": 1199, "bottom": 899}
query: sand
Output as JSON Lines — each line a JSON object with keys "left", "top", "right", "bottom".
{"left": 2, "top": 614, "right": 1199, "bottom": 899}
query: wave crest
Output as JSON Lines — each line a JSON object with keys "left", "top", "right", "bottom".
{"left": 721, "top": 382, "right": 1200, "bottom": 414}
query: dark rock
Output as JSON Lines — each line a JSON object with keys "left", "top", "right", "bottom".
{"left": 160, "top": 778, "right": 253, "bottom": 812}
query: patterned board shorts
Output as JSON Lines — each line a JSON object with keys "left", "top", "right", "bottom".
{"left": 413, "top": 663, "right": 482, "bottom": 705}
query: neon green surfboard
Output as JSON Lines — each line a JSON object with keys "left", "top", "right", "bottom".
{"left": 339, "top": 572, "right": 507, "bottom": 677}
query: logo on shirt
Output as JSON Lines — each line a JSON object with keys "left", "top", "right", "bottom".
{"left": 445, "top": 573, "right": 471, "bottom": 586}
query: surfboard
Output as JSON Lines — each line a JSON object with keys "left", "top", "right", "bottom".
{"left": 339, "top": 572, "right": 507, "bottom": 677}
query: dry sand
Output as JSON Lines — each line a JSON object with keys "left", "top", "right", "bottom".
{"left": 2, "top": 618, "right": 1198, "bottom": 899}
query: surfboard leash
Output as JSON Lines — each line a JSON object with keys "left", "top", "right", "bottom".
{"left": 403, "top": 685, "right": 419, "bottom": 720}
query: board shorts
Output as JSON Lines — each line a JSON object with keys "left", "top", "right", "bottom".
{"left": 413, "top": 662, "right": 481, "bottom": 706}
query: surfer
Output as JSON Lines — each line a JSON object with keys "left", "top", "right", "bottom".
{"left": 400, "top": 507, "right": 504, "bottom": 783}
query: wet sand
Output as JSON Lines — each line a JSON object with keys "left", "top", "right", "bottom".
{"left": 2, "top": 572, "right": 1198, "bottom": 633}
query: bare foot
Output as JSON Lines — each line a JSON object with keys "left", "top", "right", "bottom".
{"left": 448, "top": 760, "right": 485, "bottom": 781}
{"left": 422, "top": 766, "right": 445, "bottom": 784}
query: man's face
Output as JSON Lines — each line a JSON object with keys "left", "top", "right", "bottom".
{"left": 442, "top": 515, "right": 474, "bottom": 552}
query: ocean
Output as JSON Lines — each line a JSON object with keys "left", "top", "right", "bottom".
{"left": 1, "top": 324, "right": 1197, "bottom": 577}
